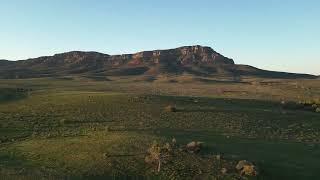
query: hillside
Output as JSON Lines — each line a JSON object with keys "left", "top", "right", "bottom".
{"left": 0, "top": 47, "right": 320, "bottom": 179}
{"left": 0, "top": 45, "right": 316, "bottom": 79}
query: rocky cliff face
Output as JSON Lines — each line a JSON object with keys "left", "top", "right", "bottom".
{"left": 0, "top": 45, "right": 235, "bottom": 78}
{"left": 24, "top": 45, "right": 233, "bottom": 67}
{"left": 123, "top": 45, "right": 234, "bottom": 66}
{"left": 0, "top": 45, "right": 316, "bottom": 79}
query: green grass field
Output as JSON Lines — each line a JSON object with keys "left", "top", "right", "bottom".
{"left": 0, "top": 76, "right": 319, "bottom": 179}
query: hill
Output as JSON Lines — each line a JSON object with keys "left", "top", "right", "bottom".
{"left": 0, "top": 45, "right": 316, "bottom": 79}
{"left": 0, "top": 48, "right": 319, "bottom": 179}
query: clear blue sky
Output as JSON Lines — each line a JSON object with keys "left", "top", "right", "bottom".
{"left": 0, "top": 0, "right": 319, "bottom": 75}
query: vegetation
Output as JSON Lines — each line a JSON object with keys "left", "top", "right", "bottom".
{"left": 163, "top": 105, "right": 177, "bottom": 112}
{"left": 0, "top": 88, "right": 30, "bottom": 102}
{"left": 281, "top": 99, "right": 320, "bottom": 113}
{"left": 0, "top": 76, "right": 319, "bottom": 179}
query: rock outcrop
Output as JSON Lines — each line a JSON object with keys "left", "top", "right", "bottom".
{"left": 125, "top": 45, "right": 234, "bottom": 65}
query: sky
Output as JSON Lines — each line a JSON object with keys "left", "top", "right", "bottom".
{"left": 0, "top": 0, "right": 319, "bottom": 75}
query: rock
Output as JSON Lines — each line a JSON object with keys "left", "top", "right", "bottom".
{"left": 185, "top": 141, "right": 202, "bottom": 153}
{"left": 221, "top": 168, "right": 227, "bottom": 174}
{"left": 103, "top": 153, "right": 109, "bottom": 158}
{"left": 236, "top": 160, "right": 259, "bottom": 176}
{"left": 216, "top": 154, "right": 221, "bottom": 160}
{"left": 171, "top": 138, "right": 177, "bottom": 146}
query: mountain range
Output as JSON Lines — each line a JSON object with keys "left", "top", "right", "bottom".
{"left": 0, "top": 45, "right": 316, "bottom": 79}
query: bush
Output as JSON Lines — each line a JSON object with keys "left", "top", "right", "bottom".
{"left": 282, "top": 100, "right": 320, "bottom": 112}
{"left": 164, "top": 105, "right": 177, "bottom": 112}
{"left": 60, "top": 119, "right": 66, "bottom": 125}
{"left": 145, "top": 141, "right": 172, "bottom": 172}
{"left": 316, "top": 108, "right": 320, "bottom": 113}
{"left": 281, "top": 101, "right": 303, "bottom": 110}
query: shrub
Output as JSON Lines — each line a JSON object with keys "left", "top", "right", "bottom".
{"left": 283, "top": 100, "right": 320, "bottom": 112}
{"left": 281, "top": 101, "right": 303, "bottom": 110}
{"left": 236, "top": 160, "right": 259, "bottom": 176}
{"left": 145, "top": 141, "right": 173, "bottom": 172}
{"left": 60, "top": 119, "right": 66, "bottom": 125}
{"left": 316, "top": 108, "right": 320, "bottom": 113}
{"left": 164, "top": 105, "right": 177, "bottom": 112}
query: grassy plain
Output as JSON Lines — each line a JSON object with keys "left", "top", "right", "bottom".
{"left": 0, "top": 75, "right": 319, "bottom": 179}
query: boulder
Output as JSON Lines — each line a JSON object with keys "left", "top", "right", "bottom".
{"left": 185, "top": 141, "right": 202, "bottom": 153}
{"left": 103, "top": 153, "right": 109, "bottom": 158}
{"left": 216, "top": 154, "right": 221, "bottom": 160}
{"left": 171, "top": 138, "right": 177, "bottom": 146}
{"left": 221, "top": 168, "right": 227, "bottom": 174}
